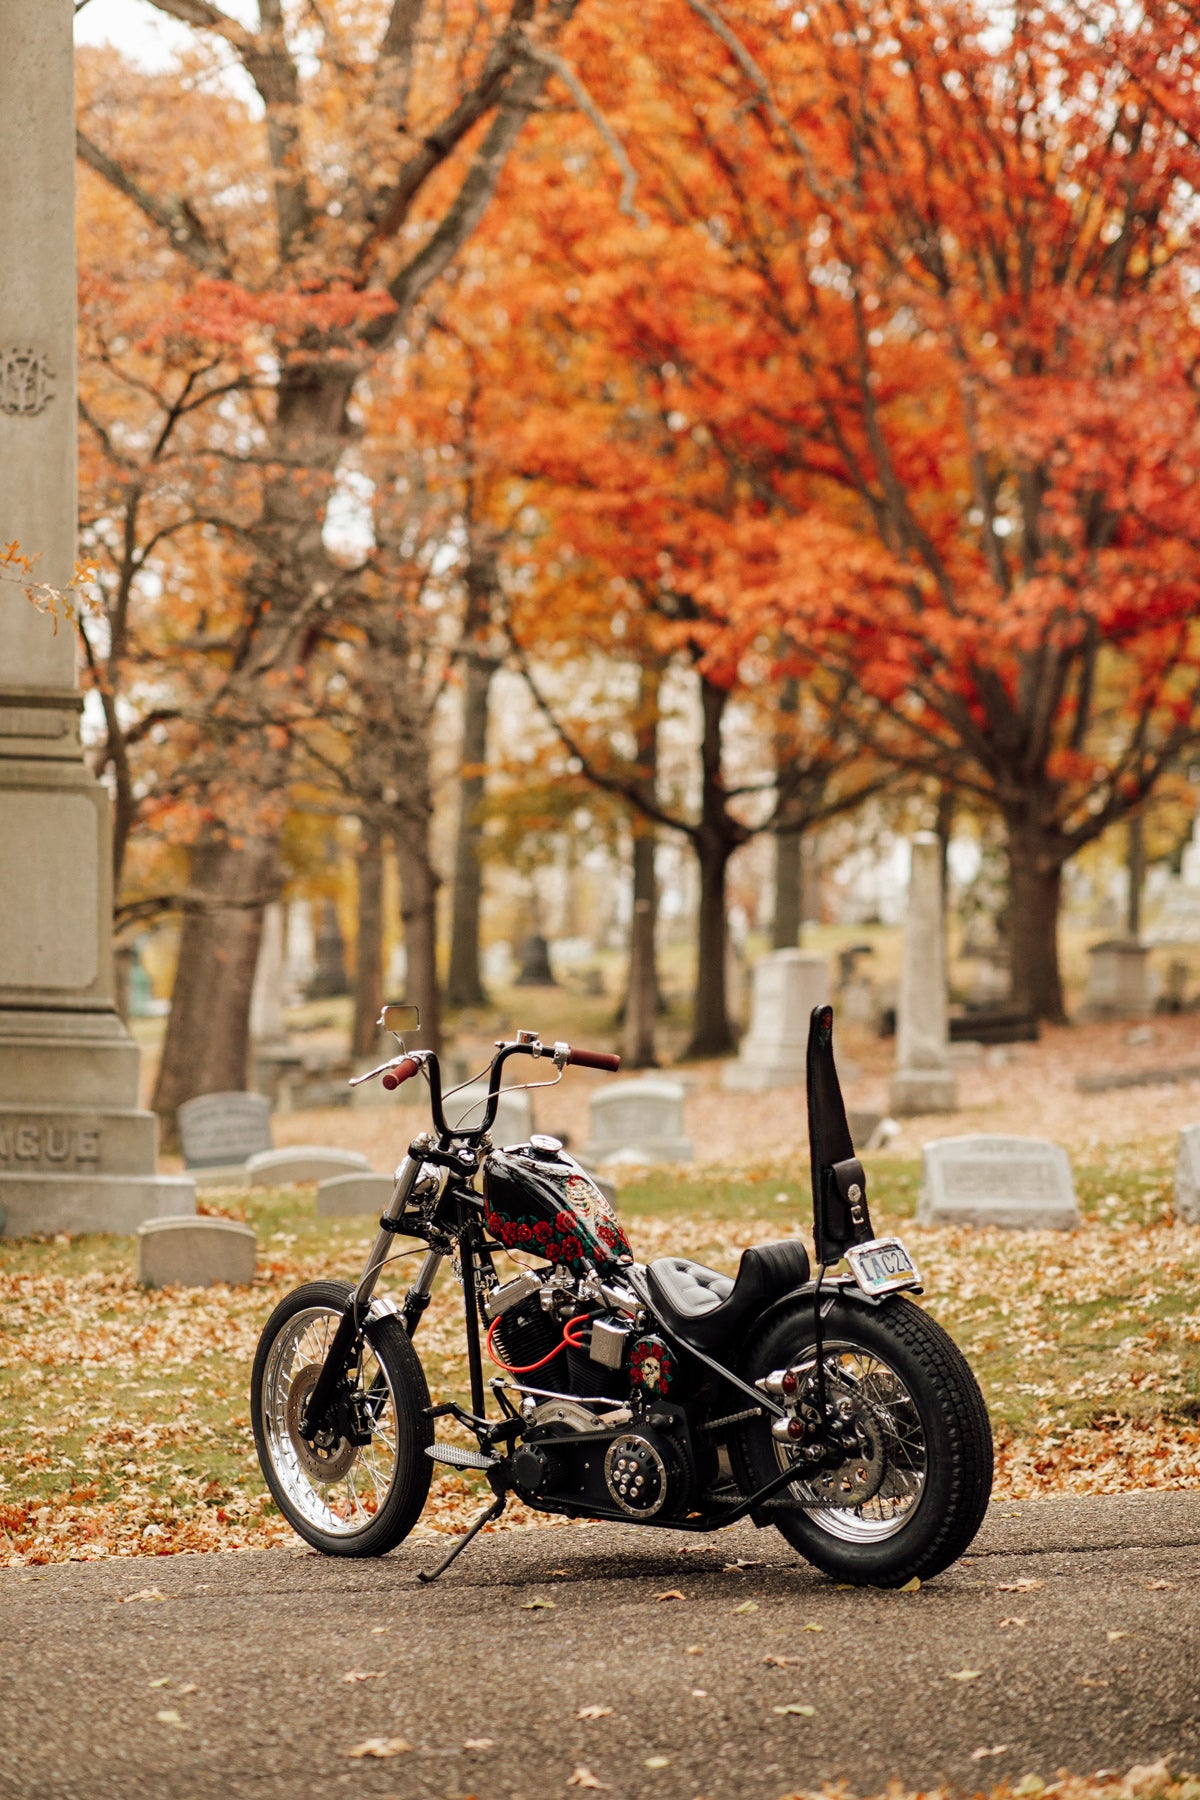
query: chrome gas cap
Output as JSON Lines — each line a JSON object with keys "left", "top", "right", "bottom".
{"left": 528, "top": 1134, "right": 564, "bottom": 1160}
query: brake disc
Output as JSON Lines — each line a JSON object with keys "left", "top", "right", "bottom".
{"left": 804, "top": 1393, "right": 887, "bottom": 1507}
{"left": 285, "top": 1364, "right": 359, "bottom": 1484}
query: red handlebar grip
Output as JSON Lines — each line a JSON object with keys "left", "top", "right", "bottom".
{"left": 381, "top": 1056, "right": 421, "bottom": 1091}
{"left": 567, "top": 1047, "right": 622, "bottom": 1072}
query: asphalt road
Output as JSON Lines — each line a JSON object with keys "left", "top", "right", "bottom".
{"left": 2, "top": 1491, "right": 1198, "bottom": 1800}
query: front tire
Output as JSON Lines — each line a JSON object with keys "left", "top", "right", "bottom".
{"left": 732, "top": 1295, "right": 992, "bottom": 1586}
{"left": 251, "top": 1280, "right": 433, "bottom": 1557}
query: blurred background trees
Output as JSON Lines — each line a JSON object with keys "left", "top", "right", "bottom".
{"left": 71, "top": 0, "right": 1200, "bottom": 1129}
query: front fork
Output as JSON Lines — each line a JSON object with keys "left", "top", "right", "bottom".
{"left": 299, "top": 1151, "right": 443, "bottom": 1436}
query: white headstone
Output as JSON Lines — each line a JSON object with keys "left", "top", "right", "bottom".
{"left": 284, "top": 899, "right": 316, "bottom": 1002}
{"left": 919, "top": 1135, "right": 1079, "bottom": 1230}
{"left": 137, "top": 1214, "right": 256, "bottom": 1288}
{"left": 890, "top": 834, "right": 957, "bottom": 1115}
{"left": 722, "top": 950, "right": 831, "bottom": 1090}
{"left": 247, "top": 1145, "right": 370, "bottom": 1186}
{"left": 317, "top": 1171, "right": 397, "bottom": 1217}
{"left": 1182, "top": 814, "right": 1200, "bottom": 890}
{"left": 444, "top": 1081, "right": 533, "bottom": 1145}
{"left": 178, "top": 1092, "right": 272, "bottom": 1170}
{"left": 1175, "top": 1125, "right": 1200, "bottom": 1225}
{"left": 250, "top": 902, "right": 286, "bottom": 1042}
{"left": 583, "top": 1077, "right": 693, "bottom": 1164}
{"left": 1082, "top": 940, "right": 1152, "bottom": 1020}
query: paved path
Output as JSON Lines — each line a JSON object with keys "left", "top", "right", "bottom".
{"left": 2, "top": 1492, "right": 1198, "bottom": 1800}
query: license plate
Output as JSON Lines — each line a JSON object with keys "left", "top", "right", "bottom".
{"left": 846, "top": 1237, "right": 921, "bottom": 1297}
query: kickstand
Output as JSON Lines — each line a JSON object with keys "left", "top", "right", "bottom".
{"left": 416, "top": 1492, "right": 507, "bottom": 1585}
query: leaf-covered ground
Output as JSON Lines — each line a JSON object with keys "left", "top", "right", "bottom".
{"left": 0, "top": 1154, "right": 1197, "bottom": 1567}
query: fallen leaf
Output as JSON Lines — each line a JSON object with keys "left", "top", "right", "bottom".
{"left": 999, "top": 1617, "right": 1027, "bottom": 1629}
{"left": 645, "top": 1757, "right": 670, "bottom": 1769}
{"left": 464, "top": 1738, "right": 495, "bottom": 1750}
{"left": 732, "top": 1600, "right": 758, "bottom": 1614}
{"left": 577, "top": 1706, "right": 614, "bottom": 1720}
{"left": 655, "top": 1590, "right": 686, "bottom": 1603}
{"left": 155, "top": 1710, "right": 184, "bottom": 1728}
{"left": 897, "top": 1576, "right": 921, "bottom": 1593}
{"left": 346, "top": 1738, "right": 412, "bottom": 1760}
{"left": 997, "top": 1579, "right": 1044, "bottom": 1592}
{"left": 948, "top": 1670, "right": 982, "bottom": 1682}
{"left": 1079, "top": 1678, "right": 1109, "bottom": 1688}
{"left": 567, "top": 1768, "right": 607, "bottom": 1789}
{"left": 123, "top": 1588, "right": 167, "bottom": 1604}
{"left": 521, "top": 1598, "right": 555, "bottom": 1610}
{"left": 148, "top": 1677, "right": 172, "bottom": 1689}
{"left": 370, "top": 1626, "right": 390, "bottom": 1635}
{"left": 773, "top": 1704, "right": 816, "bottom": 1717}
{"left": 1105, "top": 1630, "right": 1129, "bottom": 1642}
{"left": 803, "top": 1623, "right": 823, "bottom": 1632}
{"left": 972, "top": 1747, "right": 1010, "bottom": 1761}
{"left": 177, "top": 1684, "right": 198, "bottom": 1696}
{"left": 1013, "top": 1778, "right": 1045, "bottom": 1798}
{"left": 764, "top": 1655, "right": 800, "bottom": 1668}
{"left": 691, "top": 1688, "right": 707, "bottom": 1698}
{"left": 685, "top": 1645, "right": 704, "bottom": 1655}
{"left": 549, "top": 1569, "right": 570, "bottom": 1577}
{"left": 342, "top": 1670, "right": 386, "bottom": 1683}
{"left": 1146, "top": 1579, "right": 1175, "bottom": 1591}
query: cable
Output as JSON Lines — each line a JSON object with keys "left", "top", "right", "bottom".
{"left": 485, "top": 1310, "right": 591, "bottom": 1373}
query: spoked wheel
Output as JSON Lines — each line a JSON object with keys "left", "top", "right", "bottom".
{"left": 732, "top": 1295, "right": 992, "bottom": 1587}
{"left": 251, "top": 1280, "right": 432, "bottom": 1557}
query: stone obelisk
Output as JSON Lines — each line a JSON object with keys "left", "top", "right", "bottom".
{"left": 889, "top": 832, "right": 958, "bottom": 1116}
{"left": 0, "top": 0, "right": 194, "bottom": 1234}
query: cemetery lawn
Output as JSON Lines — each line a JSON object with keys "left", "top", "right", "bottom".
{"left": 1, "top": 1154, "right": 1197, "bottom": 1567}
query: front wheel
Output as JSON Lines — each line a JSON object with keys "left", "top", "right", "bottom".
{"left": 251, "top": 1280, "right": 432, "bottom": 1557}
{"left": 731, "top": 1294, "right": 992, "bottom": 1587}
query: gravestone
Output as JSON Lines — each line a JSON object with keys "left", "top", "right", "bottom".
{"left": 247, "top": 1145, "right": 370, "bottom": 1186}
{"left": 250, "top": 902, "right": 286, "bottom": 1042}
{"left": 919, "top": 1135, "right": 1079, "bottom": 1230}
{"left": 443, "top": 1081, "right": 533, "bottom": 1144}
{"left": 890, "top": 834, "right": 957, "bottom": 1115}
{"left": 583, "top": 1077, "right": 693, "bottom": 1164}
{"left": 284, "top": 898, "right": 316, "bottom": 1001}
{"left": 1082, "top": 940, "right": 1152, "bottom": 1020}
{"left": 516, "top": 933, "right": 556, "bottom": 985}
{"left": 317, "top": 1172, "right": 397, "bottom": 1218}
{"left": 0, "top": 0, "right": 195, "bottom": 1235}
{"left": 1175, "top": 1125, "right": 1200, "bottom": 1225}
{"left": 722, "top": 950, "right": 831, "bottom": 1090}
{"left": 137, "top": 1214, "right": 257, "bottom": 1288}
{"left": 178, "top": 1092, "right": 272, "bottom": 1170}
{"left": 307, "top": 900, "right": 349, "bottom": 999}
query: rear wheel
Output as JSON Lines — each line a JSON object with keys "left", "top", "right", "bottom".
{"left": 732, "top": 1295, "right": 992, "bottom": 1586}
{"left": 251, "top": 1280, "right": 432, "bottom": 1557}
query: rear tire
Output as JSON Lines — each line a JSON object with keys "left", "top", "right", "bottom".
{"left": 732, "top": 1295, "right": 992, "bottom": 1586}
{"left": 251, "top": 1279, "right": 433, "bottom": 1557}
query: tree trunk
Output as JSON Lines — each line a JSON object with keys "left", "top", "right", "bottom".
{"left": 445, "top": 651, "right": 494, "bottom": 1008}
{"left": 685, "top": 674, "right": 740, "bottom": 1058}
{"left": 624, "top": 827, "right": 659, "bottom": 1066}
{"left": 773, "top": 830, "right": 803, "bottom": 949}
{"left": 153, "top": 832, "right": 278, "bottom": 1142}
{"left": 353, "top": 816, "right": 385, "bottom": 1058}
{"left": 1005, "top": 821, "right": 1066, "bottom": 1022}
{"left": 394, "top": 807, "right": 441, "bottom": 1054}
{"left": 1127, "top": 811, "right": 1145, "bottom": 940}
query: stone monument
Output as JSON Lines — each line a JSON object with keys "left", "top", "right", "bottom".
{"left": 889, "top": 833, "right": 957, "bottom": 1115}
{"left": 0, "top": 1, "right": 193, "bottom": 1236}
{"left": 1175, "top": 1125, "right": 1200, "bottom": 1226}
{"left": 721, "top": 949, "right": 831, "bottom": 1090}
{"left": 919, "top": 1135, "right": 1079, "bottom": 1230}
{"left": 1081, "top": 939, "right": 1153, "bottom": 1020}
{"left": 583, "top": 1077, "right": 693, "bottom": 1164}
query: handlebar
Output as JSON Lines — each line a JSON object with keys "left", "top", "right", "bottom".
{"left": 380, "top": 1056, "right": 421, "bottom": 1091}
{"left": 566, "top": 1046, "right": 622, "bottom": 1072}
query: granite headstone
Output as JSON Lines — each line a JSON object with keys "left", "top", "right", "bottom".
{"left": 919, "top": 1134, "right": 1079, "bottom": 1230}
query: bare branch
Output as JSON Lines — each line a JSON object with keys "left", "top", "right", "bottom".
{"left": 143, "top": 0, "right": 253, "bottom": 52}
{"left": 76, "top": 130, "right": 227, "bottom": 273}
{"left": 524, "top": 38, "right": 646, "bottom": 223}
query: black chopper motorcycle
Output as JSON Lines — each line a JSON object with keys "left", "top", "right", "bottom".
{"left": 250, "top": 1003, "right": 993, "bottom": 1587}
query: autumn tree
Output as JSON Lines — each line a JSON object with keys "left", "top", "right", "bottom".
{"left": 78, "top": 0, "right": 592, "bottom": 1125}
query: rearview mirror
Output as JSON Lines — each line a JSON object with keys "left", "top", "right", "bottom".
{"left": 378, "top": 1002, "right": 420, "bottom": 1039}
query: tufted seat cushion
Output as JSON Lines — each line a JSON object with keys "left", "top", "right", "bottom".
{"left": 645, "top": 1239, "right": 811, "bottom": 1353}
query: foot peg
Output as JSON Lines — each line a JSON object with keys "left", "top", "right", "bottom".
{"left": 425, "top": 1442, "right": 500, "bottom": 1470}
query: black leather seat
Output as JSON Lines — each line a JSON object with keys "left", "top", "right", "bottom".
{"left": 643, "top": 1240, "right": 811, "bottom": 1352}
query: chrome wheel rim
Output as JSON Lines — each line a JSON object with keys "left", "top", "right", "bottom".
{"left": 262, "top": 1306, "right": 400, "bottom": 1538}
{"left": 774, "top": 1338, "right": 927, "bottom": 1543}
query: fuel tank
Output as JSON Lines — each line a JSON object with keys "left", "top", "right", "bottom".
{"left": 483, "top": 1140, "right": 633, "bottom": 1278}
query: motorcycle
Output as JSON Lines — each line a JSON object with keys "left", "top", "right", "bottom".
{"left": 251, "top": 1003, "right": 993, "bottom": 1587}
